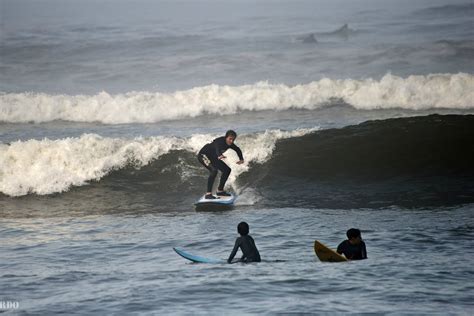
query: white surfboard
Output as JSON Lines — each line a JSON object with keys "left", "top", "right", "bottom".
{"left": 195, "top": 193, "right": 236, "bottom": 205}
{"left": 173, "top": 247, "right": 224, "bottom": 264}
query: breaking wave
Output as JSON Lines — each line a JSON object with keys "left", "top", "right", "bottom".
{"left": 0, "top": 128, "right": 315, "bottom": 196}
{"left": 2, "top": 115, "right": 474, "bottom": 209}
{"left": 1, "top": 73, "right": 473, "bottom": 124}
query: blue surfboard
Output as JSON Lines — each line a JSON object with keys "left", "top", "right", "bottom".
{"left": 173, "top": 247, "right": 224, "bottom": 264}
{"left": 195, "top": 193, "right": 236, "bottom": 205}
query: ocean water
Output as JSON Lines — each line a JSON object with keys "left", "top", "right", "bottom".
{"left": 1, "top": 0, "right": 474, "bottom": 314}
{"left": 2, "top": 206, "right": 473, "bottom": 314}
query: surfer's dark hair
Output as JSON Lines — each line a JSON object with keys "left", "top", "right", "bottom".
{"left": 225, "top": 130, "right": 237, "bottom": 138}
{"left": 237, "top": 222, "right": 249, "bottom": 236}
{"left": 347, "top": 228, "right": 361, "bottom": 239}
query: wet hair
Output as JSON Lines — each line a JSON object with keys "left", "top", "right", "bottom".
{"left": 225, "top": 130, "right": 237, "bottom": 138}
{"left": 346, "top": 228, "right": 361, "bottom": 240}
{"left": 237, "top": 222, "right": 249, "bottom": 236}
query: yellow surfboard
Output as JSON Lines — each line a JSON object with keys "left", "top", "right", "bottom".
{"left": 314, "top": 240, "right": 348, "bottom": 262}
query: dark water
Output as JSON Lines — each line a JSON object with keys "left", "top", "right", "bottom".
{"left": 249, "top": 114, "right": 474, "bottom": 209}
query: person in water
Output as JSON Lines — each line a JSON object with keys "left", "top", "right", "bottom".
{"left": 197, "top": 130, "right": 244, "bottom": 199}
{"left": 228, "top": 222, "right": 261, "bottom": 264}
{"left": 337, "top": 228, "right": 367, "bottom": 260}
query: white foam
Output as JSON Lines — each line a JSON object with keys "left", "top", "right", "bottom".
{"left": 0, "top": 128, "right": 317, "bottom": 196}
{"left": 1, "top": 73, "right": 472, "bottom": 124}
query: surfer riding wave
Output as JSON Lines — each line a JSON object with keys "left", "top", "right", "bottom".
{"left": 197, "top": 130, "right": 244, "bottom": 199}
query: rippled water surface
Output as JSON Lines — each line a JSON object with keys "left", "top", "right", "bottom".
{"left": 2, "top": 205, "right": 473, "bottom": 314}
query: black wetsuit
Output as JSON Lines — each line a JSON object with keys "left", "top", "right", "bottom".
{"left": 197, "top": 136, "right": 243, "bottom": 193}
{"left": 227, "top": 235, "right": 261, "bottom": 263}
{"left": 337, "top": 240, "right": 367, "bottom": 260}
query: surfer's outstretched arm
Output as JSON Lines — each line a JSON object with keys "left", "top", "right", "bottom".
{"left": 230, "top": 143, "right": 244, "bottom": 161}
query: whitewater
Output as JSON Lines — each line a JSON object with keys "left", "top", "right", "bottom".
{"left": 0, "top": 129, "right": 316, "bottom": 196}
{"left": 1, "top": 73, "right": 473, "bottom": 124}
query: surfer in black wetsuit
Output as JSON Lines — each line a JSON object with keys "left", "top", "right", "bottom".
{"left": 337, "top": 228, "right": 367, "bottom": 260}
{"left": 228, "top": 222, "right": 261, "bottom": 264}
{"left": 197, "top": 130, "right": 244, "bottom": 199}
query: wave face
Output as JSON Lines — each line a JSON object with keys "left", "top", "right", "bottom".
{"left": 2, "top": 115, "right": 473, "bottom": 211}
{"left": 243, "top": 114, "right": 474, "bottom": 208}
{"left": 1, "top": 73, "right": 473, "bottom": 124}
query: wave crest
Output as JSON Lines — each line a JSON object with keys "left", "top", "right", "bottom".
{"left": 1, "top": 73, "right": 473, "bottom": 124}
{"left": 0, "top": 129, "right": 315, "bottom": 196}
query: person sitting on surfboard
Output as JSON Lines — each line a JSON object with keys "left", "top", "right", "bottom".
{"left": 197, "top": 130, "right": 244, "bottom": 200}
{"left": 337, "top": 228, "right": 367, "bottom": 260}
{"left": 227, "top": 222, "right": 261, "bottom": 263}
